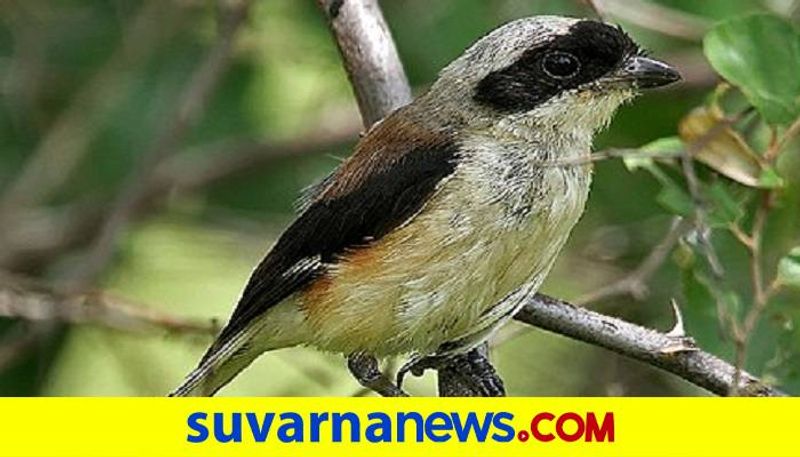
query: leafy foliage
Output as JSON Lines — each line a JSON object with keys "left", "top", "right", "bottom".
{"left": 634, "top": 11, "right": 800, "bottom": 394}
{"left": 704, "top": 14, "right": 800, "bottom": 125}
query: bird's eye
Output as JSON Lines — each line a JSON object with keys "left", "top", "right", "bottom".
{"left": 542, "top": 51, "right": 580, "bottom": 79}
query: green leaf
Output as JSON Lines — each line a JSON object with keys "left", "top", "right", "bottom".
{"left": 758, "top": 166, "right": 785, "bottom": 189}
{"left": 778, "top": 247, "right": 800, "bottom": 289}
{"left": 657, "top": 184, "right": 695, "bottom": 217}
{"left": 623, "top": 155, "right": 654, "bottom": 172}
{"left": 682, "top": 266, "right": 715, "bottom": 311}
{"left": 642, "top": 137, "right": 685, "bottom": 155}
{"left": 624, "top": 137, "right": 683, "bottom": 172}
{"left": 707, "top": 182, "right": 744, "bottom": 227}
{"left": 627, "top": 140, "right": 696, "bottom": 217}
{"left": 704, "top": 14, "right": 800, "bottom": 125}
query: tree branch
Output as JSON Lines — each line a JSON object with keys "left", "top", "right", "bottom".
{"left": 0, "top": 273, "right": 217, "bottom": 336}
{"left": 515, "top": 294, "right": 785, "bottom": 397}
{"left": 575, "top": 217, "right": 690, "bottom": 305}
{"left": 316, "top": 0, "right": 412, "bottom": 126}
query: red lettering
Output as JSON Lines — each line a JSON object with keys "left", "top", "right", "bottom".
{"left": 531, "top": 412, "right": 555, "bottom": 442}
{"left": 530, "top": 412, "right": 615, "bottom": 443}
{"left": 555, "top": 412, "right": 585, "bottom": 442}
{"left": 585, "top": 412, "right": 615, "bottom": 442}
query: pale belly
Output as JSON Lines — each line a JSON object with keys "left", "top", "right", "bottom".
{"left": 298, "top": 161, "right": 591, "bottom": 356}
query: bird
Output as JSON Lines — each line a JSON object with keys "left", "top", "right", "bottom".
{"left": 171, "top": 15, "right": 680, "bottom": 397}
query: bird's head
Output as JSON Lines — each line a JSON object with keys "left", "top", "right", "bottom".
{"left": 424, "top": 16, "right": 681, "bottom": 139}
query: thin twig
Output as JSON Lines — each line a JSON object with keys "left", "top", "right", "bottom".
{"left": 575, "top": 217, "right": 690, "bottom": 305}
{"left": 730, "top": 189, "right": 774, "bottom": 395}
{"left": 515, "top": 294, "right": 785, "bottom": 397}
{"left": 681, "top": 154, "right": 725, "bottom": 278}
{"left": 150, "top": 119, "right": 361, "bottom": 197}
{"left": 726, "top": 119, "right": 793, "bottom": 395}
{"left": 773, "top": 116, "right": 800, "bottom": 159}
{"left": 530, "top": 148, "right": 682, "bottom": 168}
{"left": 0, "top": 272, "right": 217, "bottom": 336}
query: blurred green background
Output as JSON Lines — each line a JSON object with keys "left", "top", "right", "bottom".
{"left": 0, "top": 0, "right": 798, "bottom": 397}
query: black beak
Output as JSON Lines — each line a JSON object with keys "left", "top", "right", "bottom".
{"left": 611, "top": 55, "right": 682, "bottom": 89}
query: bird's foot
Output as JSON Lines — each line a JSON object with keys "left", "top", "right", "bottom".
{"left": 347, "top": 353, "right": 409, "bottom": 397}
{"left": 396, "top": 353, "right": 450, "bottom": 388}
{"left": 397, "top": 345, "right": 505, "bottom": 397}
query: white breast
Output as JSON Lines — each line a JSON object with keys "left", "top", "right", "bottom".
{"left": 389, "top": 133, "right": 593, "bottom": 354}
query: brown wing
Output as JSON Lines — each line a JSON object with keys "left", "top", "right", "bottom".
{"left": 205, "top": 111, "right": 458, "bottom": 357}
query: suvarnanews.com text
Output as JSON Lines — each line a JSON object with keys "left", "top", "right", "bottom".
{"left": 187, "top": 410, "right": 615, "bottom": 444}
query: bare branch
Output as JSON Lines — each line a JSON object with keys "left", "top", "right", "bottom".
{"left": 575, "top": 217, "right": 690, "bottom": 305}
{"left": 150, "top": 119, "right": 361, "bottom": 197}
{"left": 316, "top": 0, "right": 412, "bottom": 127}
{"left": 515, "top": 294, "right": 785, "bottom": 397}
{"left": 0, "top": 273, "right": 216, "bottom": 336}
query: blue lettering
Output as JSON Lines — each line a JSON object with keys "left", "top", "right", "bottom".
{"left": 246, "top": 413, "right": 275, "bottom": 442}
{"left": 214, "top": 413, "right": 241, "bottom": 443}
{"left": 187, "top": 412, "right": 208, "bottom": 443}
{"left": 425, "top": 412, "right": 453, "bottom": 443}
{"left": 491, "top": 412, "right": 515, "bottom": 442}
{"left": 332, "top": 412, "right": 360, "bottom": 442}
{"left": 310, "top": 413, "right": 329, "bottom": 442}
{"left": 277, "top": 412, "right": 304, "bottom": 443}
{"left": 365, "top": 413, "right": 392, "bottom": 443}
{"left": 452, "top": 412, "right": 493, "bottom": 442}
{"left": 397, "top": 412, "right": 424, "bottom": 442}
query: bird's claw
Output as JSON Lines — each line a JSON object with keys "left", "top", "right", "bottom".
{"left": 396, "top": 354, "right": 450, "bottom": 388}
{"left": 397, "top": 346, "right": 506, "bottom": 397}
{"left": 347, "top": 353, "right": 409, "bottom": 397}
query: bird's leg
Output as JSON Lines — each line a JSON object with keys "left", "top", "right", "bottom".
{"left": 438, "top": 344, "right": 505, "bottom": 397}
{"left": 347, "top": 353, "right": 409, "bottom": 397}
{"left": 396, "top": 353, "right": 449, "bottom": 388}
{"left": 397, "top": 343, "right": 505, "bottom": 397}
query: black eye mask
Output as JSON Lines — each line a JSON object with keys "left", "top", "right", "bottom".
{"left": 474, "top": 20, "right": 640, "bottom": 113}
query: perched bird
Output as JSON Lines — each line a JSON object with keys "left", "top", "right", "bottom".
{"left": 171, "top": 16, "right": 680, "bottom": 396}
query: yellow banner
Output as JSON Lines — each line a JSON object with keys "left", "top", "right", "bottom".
{"left": 0, "top": 398, "right": 795, "bottom": 457}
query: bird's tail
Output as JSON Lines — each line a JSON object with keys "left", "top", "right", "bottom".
{"left": 169, "top": 331, "right": 261, "bottom": 397}
{"left": 170, "top": 300, "right": 308, "bottom": 397}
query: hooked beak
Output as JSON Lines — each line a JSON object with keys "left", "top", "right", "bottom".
{"left": 608, "top": 55, "right": 682, "bottom": 89}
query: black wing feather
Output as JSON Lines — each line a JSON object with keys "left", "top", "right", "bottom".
{"left": 205, "top": 137, "right": 458, "bottom": 357}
